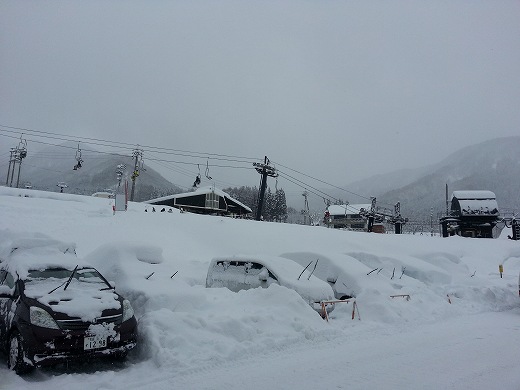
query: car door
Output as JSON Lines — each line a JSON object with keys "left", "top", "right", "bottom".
{"left": 212, "top": 260, "right": 249, "bottom": 292}
{"left": 0, "top": 270, "right": 16, "bottom": 344}
{"left": 244, "top": 262, "right": 278, "bottom": 289}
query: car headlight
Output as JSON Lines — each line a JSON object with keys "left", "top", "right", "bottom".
{"left": 30, "top": 306, "right": 60, "bottom": 329}
{"left": 122, "top": 299, "right": 134, "bottom": 322}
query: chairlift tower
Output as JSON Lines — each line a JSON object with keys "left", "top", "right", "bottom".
{"left": 254, "top": 156, "right": 278, "bottom": 221}
{"left": 130, "top": 148, "right": 143, "bottom": 202}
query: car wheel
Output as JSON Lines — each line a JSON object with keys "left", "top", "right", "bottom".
{"left": 8, "top": 331, "right": 33, "bottom": 375}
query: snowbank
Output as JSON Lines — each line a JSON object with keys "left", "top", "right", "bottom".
{"left": 1, "top": 186, "right": 520, "bottom": 389}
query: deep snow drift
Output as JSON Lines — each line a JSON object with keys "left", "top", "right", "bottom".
{"left": 1, "top": 186, "right": 520, "bottom": 390}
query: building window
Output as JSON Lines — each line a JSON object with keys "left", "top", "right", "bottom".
{"left": 205, "top": 192, "right": 220, "bottom": 210}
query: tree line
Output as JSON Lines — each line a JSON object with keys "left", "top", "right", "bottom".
{"left": 223, "top": 186, "right": 288, "bottom": 222}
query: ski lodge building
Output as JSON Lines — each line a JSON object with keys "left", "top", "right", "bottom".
{"left": 144, "top": 186, "right": 252, "bottom": 217}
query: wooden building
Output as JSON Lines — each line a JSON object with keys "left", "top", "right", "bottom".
{"left": 145, "top": 186, "right": 252, "bottom": 217}
{"left": 440, "top": 190, "right": 500, "bottom": 238}
{"left": 325, "top": 204, "right": 371, "bottom": 230}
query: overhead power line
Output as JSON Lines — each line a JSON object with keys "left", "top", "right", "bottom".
{"left": 0, "top": 124, "right": 260, "bottom": 164}
{"left": 1, "top": 124, "right": 383, "bottom": 206}
{"left": 273, "top": 160, "right": 372, "bottom": 201}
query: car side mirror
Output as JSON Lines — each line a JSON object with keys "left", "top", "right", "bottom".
{"left": 0, "top": 285, "right": 13, "bottom": 297}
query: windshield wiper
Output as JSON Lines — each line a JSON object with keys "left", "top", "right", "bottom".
{"left": 297, "top": 261, "right": 313, "bottom": 280}
{"left": 307, "top": 259, "right": 319, "bottom": 280}
{"left": 48, "top": 265, "right": 78, "bottom": 294}
{"left": 63, "top": 265, "right": 78, "bottom": 291}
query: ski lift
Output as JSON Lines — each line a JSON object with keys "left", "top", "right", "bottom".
{"left": 193, "top": 174, "right": 201, "bottom": 188}
{"left": 18, "top": 135, "right": 28, "bottom": 159}
{"left": 205, "top": 160, "right": 212, "bottom": 180}
{"left": 193, "top": 164, "right": 202, "bottom": 188}
{"left": 73, "top": 144, "right": 83, "bottom": 170}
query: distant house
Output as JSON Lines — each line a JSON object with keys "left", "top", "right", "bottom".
{"left": 440, "top": 190, "right": 500, "bottom": 238}
{"left": 145, "top": 186, "right": 252, "bottom": 217}
{"left": 325, "top": 204, "right": 371, "bottom": 230}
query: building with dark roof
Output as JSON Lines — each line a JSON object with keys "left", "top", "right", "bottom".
{"left": 145, "top": 186, "right": 252, "bottom": 217}
{"left": 440, "top": 190, "right": 500, "bottom": 238}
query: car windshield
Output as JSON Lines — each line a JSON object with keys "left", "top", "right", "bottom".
{"left": 26, "top": 267, "right": 109, "bottom": 288}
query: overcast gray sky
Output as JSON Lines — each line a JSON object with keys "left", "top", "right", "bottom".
{"left": 1, "top": 1, "right": 519, "bottom": 201}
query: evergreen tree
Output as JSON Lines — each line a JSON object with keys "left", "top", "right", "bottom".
{"left": 223, "top": 185, "right": 287, "bottom": 221}
{"left": 274, "top": 188, "right": 288, "bottom": 222}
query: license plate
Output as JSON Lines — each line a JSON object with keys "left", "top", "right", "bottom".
{"left": 84, "top": 335, "right": 108, "bottom": 350}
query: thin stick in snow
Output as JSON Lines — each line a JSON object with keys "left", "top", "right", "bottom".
{"left": 146, "top": 272, "right": 155, "bottom": 280}
{"left": 367, "top": 268, "right": 378, "bottom": 276}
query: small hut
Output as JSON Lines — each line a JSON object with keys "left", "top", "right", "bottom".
{"left": 440, "top": 190, "right": 499, "bottom": 238}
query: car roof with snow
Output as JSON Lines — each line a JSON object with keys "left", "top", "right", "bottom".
{"left": 0, "top": 230, "right": 89, "bottom": 279}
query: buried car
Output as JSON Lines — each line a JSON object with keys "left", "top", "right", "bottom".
{"left": 280, "top": 252, "right": 358, "bottom": 300}
{"left": 0, "top": 234, "right": 137, "bottom": 374}
{"left": 205, "top": 255, "right": 335, "bottom": 315}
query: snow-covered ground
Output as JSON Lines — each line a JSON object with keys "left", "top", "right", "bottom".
{"left": 1, "top": 186, "right": 520, "bottom": 390}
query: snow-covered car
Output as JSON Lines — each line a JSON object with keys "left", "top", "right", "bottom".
{"left": 205, "top": 255, "right": 335, "bottom": 315}
{"left": 280, "top": 252, "right": 357, "bottom": 300}
{"left": 0, "top": 234, "right": 137, "bottom": 374}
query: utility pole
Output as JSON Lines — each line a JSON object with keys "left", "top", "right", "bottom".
{"left": 367, "top": 197, "right": 376, "bottom": 232}
{"left": 6, "top": 148, "right": 15, "bottom": 186}
{"left": 394, "top": 202, "right": 403, "bottom": 234}
{"left": 5, "top": 137, "right": 27, "bottom": 188}
{"left": 445, "top": 183, "right": 449, "bottom": 215}
{"left": 254, "top": 156, "right": 278, "bottom": 221}
{"left": 430, "top": 207, "right": 434, "bottom": 236}
{"left": 302, "top": 191, "right": 309, "bottom": 225}
{"left": 130, "top": 148, "right": 143, "bottom": 202}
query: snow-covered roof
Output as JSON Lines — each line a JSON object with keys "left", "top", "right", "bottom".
{"left": 451, "top": 191, "right": 499, "bottom": 217}
{"left": 145, "top": 186, "right": 252, "bottom": 213}
{"left": 327, "top": 204, "right": 371, "bottom": 216}
{"left": 452, "top": 190, "right": 496, "bottom": 200}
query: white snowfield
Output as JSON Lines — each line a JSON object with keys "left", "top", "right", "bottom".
{"left": 1, "top": 186, "right": 520, "bottom": 389}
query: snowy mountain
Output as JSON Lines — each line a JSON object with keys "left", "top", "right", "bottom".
{"left": 15, "top": 143, "right": 183, "bottom": 201}
{"left": 377, "top": 136, "right": 520, "bottom": 218}
{"left": 315, "top": 137, "right": 520, "bottom": 219}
